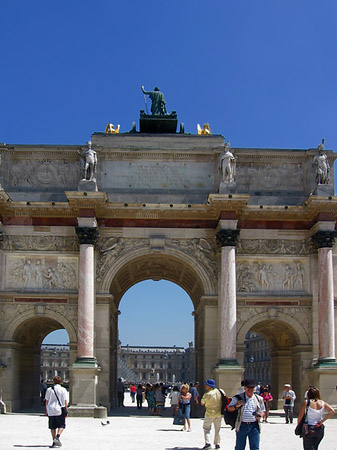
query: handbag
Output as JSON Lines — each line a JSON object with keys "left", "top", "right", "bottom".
{"left": 52, "top": 386, "right": 68, "bottom": 417}
{"left": 295, "top": 400, "right": 309, "bottom": 437}
{"left": 173, "top": 415, "right": 185, "bottom": 425}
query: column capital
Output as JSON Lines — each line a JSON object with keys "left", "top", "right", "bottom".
{"left": 75, "top": 227, "right": 99, "bottom": 245}
{"left": 311, "top": 230, "right": 337, "bottom": 249}
{"left": 216, "top": 229, "right": 240, "bottom": 247}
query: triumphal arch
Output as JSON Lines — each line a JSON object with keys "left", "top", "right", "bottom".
{"left": 0, "top": 99, "right": 337, "bottom": 416}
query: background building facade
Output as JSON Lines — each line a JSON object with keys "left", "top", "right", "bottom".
{"left": 40, "top": 344, "right": 70, "bottom": 382}
{"left": 118, "top": 343, "right": 194, "bottom": 383}
{"left": 244, "top": 332, "right": 270, "bottom": 386}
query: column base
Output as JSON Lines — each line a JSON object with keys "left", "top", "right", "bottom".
{"left": 216, "top": 358, "right": 241, "bottom": 367}
{"left": 314, "top": 358, "right": 337, "bottom": 368}
{"left": 72, "top": 356, "right": 99, "bottom": 368}
{"left": 212, "top": 364, "right": 244, "bottom": 396}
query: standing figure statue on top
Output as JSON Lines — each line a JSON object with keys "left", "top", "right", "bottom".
{"left": 141, "top": 86, "right": 167, "bottom": 116}
{"left": 313, "top": 139, "right": 330, "bottom": 185}
{"left": 78, "top": 141, "right": 97, "bottom": 182}
{"left": 218, "top": 140, "right": 236, "bottom": 184}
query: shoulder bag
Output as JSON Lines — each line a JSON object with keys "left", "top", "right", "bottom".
{"left": 294, "top": 400, "right": 309, "bottom": 437}
{"left": 52, "top": 386, "right": 68, "bottom": 417}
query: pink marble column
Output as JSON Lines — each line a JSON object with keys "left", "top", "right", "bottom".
{"left": 216, "top": 229, "right": 240, "bottom": 365}
{"left": 76, "top": 227, "right": 99, "bottom": 363}
{"left": 317, "top": 247, "right": 335, "bottom": 361}
{"left": 312, "top": 230, "right": 337, "bottom": 364}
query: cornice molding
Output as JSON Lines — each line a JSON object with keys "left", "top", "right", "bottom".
{"left": 1, "top": 189, "right": 337, "bottom": 225}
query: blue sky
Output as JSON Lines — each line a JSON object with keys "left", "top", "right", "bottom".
{"left": 44, "top": 281, "right": 194, "bottom": 346}
{"left": 2, "top": 1, "right": 337, "bottom": 149}
{"left": 2, "top": 1, "right": 337, "bottom": 346}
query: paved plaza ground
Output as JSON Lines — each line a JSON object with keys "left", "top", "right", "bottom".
{"left": 1, "top": 396, "right": 336, "bottom": 450}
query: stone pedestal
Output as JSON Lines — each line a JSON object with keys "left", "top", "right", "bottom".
{"left": 78, "top": 179, "right": 98, "bottom": 192}
{"left": 314, "top": 184, "right": 334, "bottom": 196}
{"left": 219, "top": 182, "right": 237, "bottom": 194}
{"left": 307, "top": 366, "right": 337, "bottom": 408}
{"left": 212, "top": 365, "right": 244, "bottom": 396}
{"left": 139, "top": 110, "right": 178, "bottom": 133}
{"left": 68, "top": 365, "right": 106, "bottom": 417}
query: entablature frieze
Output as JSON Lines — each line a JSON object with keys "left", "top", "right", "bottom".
{"left": 236, "top": 238, "right": 313, "bottom": 255}
{"left": 0, "top": 293, "right": 78, "bottom": 303}
{"left": 1, "top": 234, "right": 78, "bottom": 252}
{"left": 1, "top": 188, "right": 337, "bottom": 227}
{"left": 237, "top": 297, "right": 312, "bottom": 307}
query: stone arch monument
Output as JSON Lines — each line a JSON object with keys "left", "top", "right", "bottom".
{"left": 0, "top": 132, "right": 336, "bottom": 415}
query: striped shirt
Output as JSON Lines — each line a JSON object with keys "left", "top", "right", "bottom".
{"left": 229, "top": 394, "right": 265, "bottom": 422}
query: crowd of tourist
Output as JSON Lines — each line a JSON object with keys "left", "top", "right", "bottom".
{"left": 116, "top": 378, "right": 335, "bottom": 450}
{"left": 119, "top": 380, "right": 200, "bottom": 418}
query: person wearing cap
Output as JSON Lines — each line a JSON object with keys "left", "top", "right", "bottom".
{"left": 282, "top": 383, "right": 296, "bottom": 424}
{"left": 227, "top": 379, "right": 265, "bottom": 450}
{"left": 200, "top": 379, "right": 225, "bottom": 449}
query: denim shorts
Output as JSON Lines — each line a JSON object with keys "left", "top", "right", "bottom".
{"left": 180, "top": 404, "right": 191, "bottom": 419}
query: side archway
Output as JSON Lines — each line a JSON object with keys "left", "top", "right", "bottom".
{"left": 3, "top": 311, "right": 76, "bottom": 412}
{"left": 237, "top": 308, "right": 312, "bottom": 411}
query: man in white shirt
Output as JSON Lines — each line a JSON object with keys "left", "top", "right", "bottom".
{"left": 227, "top": 379, "right": 265, "bottom": 450}
{"left": 282, "top": 383, "right": 296, "bottom": 424}
{"left": 45, "top": 376, "right": 68, "bottom": 448}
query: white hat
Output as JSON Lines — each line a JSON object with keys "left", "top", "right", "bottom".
{"left": 284, "top": 384, "right": 291, "bottom": 387}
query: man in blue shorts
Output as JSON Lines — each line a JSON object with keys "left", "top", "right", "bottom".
{"left": 45, "top": 376, "right": 68, "bottom": 447}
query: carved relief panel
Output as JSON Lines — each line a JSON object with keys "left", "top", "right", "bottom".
{"left": 8, "top": 159, "right": 80, "bottom": 189}
{"left": 236, "top": 258, "right": 308, "bottom": 293}
{"left": 5, "top": 255, "right": 78, "bottom": 291}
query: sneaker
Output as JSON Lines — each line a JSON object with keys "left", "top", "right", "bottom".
{"left": 53, "top": 438, "right": 62, "bottom": 447}
{"left": 202, "top": 445, "right": 211, "bottom": 450}
{"left": 216, "top": 446, "right": 220, "bottom": 449}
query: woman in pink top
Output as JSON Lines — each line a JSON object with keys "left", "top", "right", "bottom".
{"left": 297, "top": 386, "right": 335, "bottom": 449}
{"left": 261, "top": 388, "right": 273, "bottom": 422}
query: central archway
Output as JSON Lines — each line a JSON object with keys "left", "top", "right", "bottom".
{"left": 103, "top": 250, "right": 217, "bottom": 407}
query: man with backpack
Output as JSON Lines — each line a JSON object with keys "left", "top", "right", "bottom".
{"left": 227, "top": 379, "right": 265, "bottom": 450}
{"left": 200, "top": 379, "right": 225, "bottom": 449}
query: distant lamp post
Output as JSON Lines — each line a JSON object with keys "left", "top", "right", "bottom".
{"left": 163, "top": 353, "right": 168, "bottom": 384}
{"left": 52, "top": 349, "right": 57, "bottom": 377}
